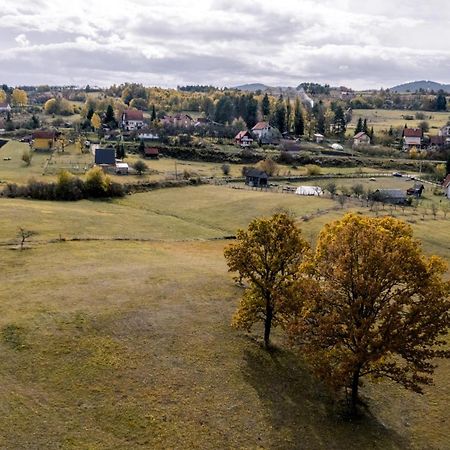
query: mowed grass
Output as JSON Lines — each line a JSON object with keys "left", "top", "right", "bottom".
{"left": 0, "top": 185, "right": 449, "bottom": 449}
{"left": 349, "top": 109, "right": 450, "bottom": 134}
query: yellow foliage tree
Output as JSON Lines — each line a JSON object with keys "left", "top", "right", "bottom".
{"left": 44, "top": 98, "right": 58, "bottom": 114}
{"left": 224, "top": 213, "right": 310, "bottom": 349}
{"left": 11, "top": 89, "right": 28, "bottom": 107}
{"left": 256, "top": 158, "right": 278, "bottom": 176}
{"left": 289, "top": 213, "right": 450, "bottom": 416}
{"left": 0, "top": 89, "right": 6, "bottom": 103}
{"left": 90, "top": 112, "right": 102, "bottom": 130}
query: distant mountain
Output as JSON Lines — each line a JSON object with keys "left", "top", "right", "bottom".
{"left": 234, "top": 83, "right": 272, "bottom": 92}
{"left": 391, "top": 80, "right": 450, "bottom": 93}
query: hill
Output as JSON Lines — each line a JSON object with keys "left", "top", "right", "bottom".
{"left": 391, "top": 80, "right": 450, "bottom": 93}
{"left": 234, "top": 83, "right": 272, "bottom": 91}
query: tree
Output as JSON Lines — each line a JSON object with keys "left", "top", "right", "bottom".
{"left": 285, "top": 98, "right": 292, "bottom": 133}
{"left": 151, "top": 104, "right": 157, "bottom": 121}
{"left": 91, "top": 112, "right": 102, "bottom": 131}
{"left": 221, "top": 163, "right": 230, "bottom": 176}
{"left": 293, "top": 98, "right": 304, "bottom": 136}
{"left": 214, "top": 95, "right": 235, "bottom": 124}
{"left": 21, "top": 149, "right": 33, "bottom": 166}
{"left": 289, "top": 214, "right": 450, "bottom": 416}
{"left": 245, "top": 95, "right": 258, "bottom": 129}
{"left": 85, "top": 166, "right": 111, "bottom": 197}
{"left": 104, "top": 104, "right": 116, "bottom": 127}
{"left": 133, "top": 159, "right": 148, "bottom": 176}
{"left": 44, "top": 98, "right": 58, "bottom": 114}
{"left": 435, "top": 93, "right": 447, "bottom": 111}
{"left": 355, "top": 118, "right": 363, "bottom": 135}
{"left": 224, "top": 213, "right": 310, "bottom": 349}
{"left": 11, "top": 89, "right": 27, "bottom": 107}
{"left": 0, "top": 89, "right": 7, "bottom": 103}
{"left": 333, "top": 106, "right": 346, "bottom": 136}
{"left": 261, "top": 93, "right": 270, "bottom": 118}
{"left": 17, "top": 228, "right": 37, "bottom": 250}
{"left": 446, "top": 153, "right": 450, "bottom": 175}
{"left": 256, "top": 158, "right": 278, "bottom": 176}
{"left": 274, "top": 95, "right": 287, "bottom": 133}
{"left": 419, "top": 120, "right": 430, "bottom": 133}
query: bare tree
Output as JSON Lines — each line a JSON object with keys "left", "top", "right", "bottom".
{"left": 17, "top": 228, "right": 37, "bottom": 250}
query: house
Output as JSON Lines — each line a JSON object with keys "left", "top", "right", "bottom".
{"left": 0, "top": 102, "right": 12, "bottom": 113}
{"left": 252, "top": 122, "right": 276, "bottom": 143}
{"left": 428, "top": 135, "right": 445, "bottom": 150}
{"left": 234, "top": 130, "right": 254, "bottom": 147}
{"left": 370, "top": 189, "right": 409, "bottom": 205}
{"left": 353, "top": 131, "right": 371, "bottom": 147}
{"left": 0, "top": 119, "right": 5, "bottom": 134}
{"left": 137, "top": 131, "right": 159, "bottom": 141}
{"left": 160, "top": 114, "right": 194, "bottom": 128}
{"left": 295, "top": 186, "right": 323, "bottom": 196}
{"left": 442, "top": 174, "right": 450, "bottom": 199}
{"left": 32, "top": 130, "right": 58, "bottom": 150}
{"left": 402, "top": 128, "right": 423, "bottom": 150}
{"left": 94, "top": 147, "right": 116, "bottom": 165}
{"left": 438, "top": 125, "right": 450, "bottom": 145}
{"left": 144, "top": 147, "right": 159, "bottom": 159}
{"left": 245, "top": 169, "right": 269, "bottom": 187}
{"left": 406, "top": 183, "right": 424, "bottom": 198}
{"left": 313, "top": 133, "right": 324, "bottom": 143}
{"left": 121, "top": 109, "right": 145, "bottom": 131}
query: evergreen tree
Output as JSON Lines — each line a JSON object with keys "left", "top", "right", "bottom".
{"left": 355, "top": 117, "right": 363, "bottom": 135}
{"left": 363, "top": 118, "right": 368, "bottom": 134}
{"left": 214, "top": 95, "right": 235, "bottom": 124}
{"left": 245, "top": 95, "right": 258, "bottom": 129}
{"left": 86, "top": 107, "right": 94, "bottom": 121}
{"left": 138, "top": 140, "right": 145, "bottom": 155}
{"left": 151, "top": 104, "right": 156, "bottom": 121}
{"left": 333, "top": 106, "right": 346, "bottom": 136}
{"left": 446, "top": 153, "right": 450, "bottom": 175}
{"left": 104, "top": 104, "right": 117, "bottom": 128}
{"left": 285, "top": 98, "right": 292, "bottom": 133}
{"left": 293, "top": 97, "right": 304, "bottom": 136}
{"left": 261, "top": 93, "right": 270, "bottom": 118}
{"left": 435, "top": 93, "right": 447, "bottom": 111}
{"left": 274, "top": 95, "right": 287, "bottom": 133}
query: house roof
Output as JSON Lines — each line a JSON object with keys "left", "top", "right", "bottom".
{"left": 144, "top": 147, "right": 159, "bottom": 155}
{"left": 235, "top": 130, "right": 252, "bottom": 140}
{"left": 252, "top": 121, "right": 270, "bottom": 131}
{"left": 375, "top": 189, "right": 406, "bottom": 198}
{"left": 123, "top": 109, "right": 144, "bottom": 121}
{"left": 403, "top": 128, "right": 423, "bottom": 138}
{"left": 430, "top": 135, "right": 445, "bottom": 145}
{"left": 33, "top": 130, "right": 57, "bottom": 139}
{"left": 354, "top": 132, "right": 368, "bottom": 139}
{"left": 246, "top": 168, "right": 269, "bottom": 178}
{"left": 442, "top": 174, "right": 450, "bottom": 188}
{"left": 95, "top": 147, "right": 116, "bottom": 165}
{"left": 0, "top": 102, "right": 11, "bottom": 108}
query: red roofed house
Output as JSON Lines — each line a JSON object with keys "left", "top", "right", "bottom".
{"left": 144, "top": 147, "right": 159, "bottom": 159}
{"left": 402, "top": 128, "right": 423, "bottom": 151}
{"left": 234, "top": 130, "right": 254, "bottom": 148}
{"left": 443, "top": 174, "right": 450, "bottom": 199}
{"left": 429, "top": 135, "right": 445, "bottom": 149}
{"left": 32, "top": 130, "right": 58, "bottom": 150}
{"left": 121, "top": 109, "right": 145, "bottom": 131}
{"left": 353, "top": 131, "right": 371, "bottom": 147}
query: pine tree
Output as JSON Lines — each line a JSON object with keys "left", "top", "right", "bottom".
{"left": 293, "top": 97, "right": 304, "bottom": 136}
{"left": 355, "top": 118, "right": 363, "bottom": 135}
{"left": 261, "top": 93, "right": 270, "bottom": 118}
{"left": 363, "top": 118, "right": 368, "bottom": 134}
{"left": 275, "top": 95, "right": 287, "bottom": 133}
{"left": 151, "top": 104, "right": 156, "bottom": 121}
{"left": 333, "top": 106, "right": 346, "bottom": 136}
{"left": 285, "top": 98, "right": 292, "bottom": 133}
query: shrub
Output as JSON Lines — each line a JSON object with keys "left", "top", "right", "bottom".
{"left": 85, "top": 167, "right": 111, "bottom": 197}
{"left": 133, "top": 160, "right": 148, "bottom": 176}
{"left": 221, "top": 163, "right": 231, "bottom": 176}
{"left": 21, "top": 149, "right": 33, "bottom": 166}
{"left": 305, "top": 164, "right": 321, "bottom": 176}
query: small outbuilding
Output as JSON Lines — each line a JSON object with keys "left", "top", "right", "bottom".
{"left": 313, "top": 133, "right": 324, "bottom": 143}
{"left": 295, "top": 186, "right": 323, "bottom": 196}
{"left": 144, "top": 147, "right": 159, "bottom": 159}
{"left": 245, "top": 169, "right": 269, "bottom": 188}
{"left": 353, "top": 132, "right": 371, "bottom": 147}
{"left": 95, "top": 147, "right": 116, "bottom": 165}
{"left": 115, "top": 162, "right": 129, "bottom": 175}
{"left": 370, "top": 189, "right": 409, "bottom": 205}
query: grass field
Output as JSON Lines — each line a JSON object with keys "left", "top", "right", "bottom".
{"left": 0, "top": 183, "right": 449, "bottom": 448}
{"left": 349, "top": 109, "right": 450, "bottom": 134}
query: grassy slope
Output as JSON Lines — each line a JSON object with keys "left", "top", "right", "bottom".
{"left": 0, "top": 186, "right": 449, "bottom": 449}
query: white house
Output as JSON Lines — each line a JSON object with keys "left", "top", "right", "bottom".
{"left": 252, "top": 121, "right": 275, "bottom": 141}
{"left": 0, "top": 102, "right": 12, "bottom": 113}
{"left": 438, "top": 125, "right": 450, "bottom": 145}
{"left": 313, "top": 133, "right": 324, "bottom": 143}
{"left": 402, "top": 128, "right": 423, "bottom": 150}
{"left": 353, "top": 132, "right": 371, "bottom": 147}
{"left": 121, "top": 109, "right": 145, "bottom": 131}
{"left": 443, "top": 174, "right": 450, "bottom": 199}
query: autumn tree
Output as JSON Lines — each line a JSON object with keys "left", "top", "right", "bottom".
{"left": 289, "top": 214, "right": 450, "bottom": 416}
{"left": 256, "top": 157, "right": 278, "bottom": 176}
{"left": 11, "top": 89, "right": 27, "bottom": 107}
{"left": 91, "top": 112, "right": 102, "bottom": 131}
{"left": 0, "top": 89, "right": 7, "bottom": 103}
{"left": 224, "top": 213, "right": 310, "bottom": 349}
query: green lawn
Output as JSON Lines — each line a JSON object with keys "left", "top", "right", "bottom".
{"left": 0, "top": 184, "right": 449, "bottom": 449}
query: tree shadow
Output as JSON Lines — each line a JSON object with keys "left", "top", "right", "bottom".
{"left": 241, "top": 346, "right": 409, "bottom": 449}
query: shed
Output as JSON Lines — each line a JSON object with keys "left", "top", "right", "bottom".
{"left": 370, "top": 189, "right": 409, "bottom": 205}
{"left": 245, "top": 169, "right": 269, "bottom": 187}
{"left": 314, "top": 133, "right": 324, "bottom": 143}
{"left": 144, "top": 147, "right": 159, "bottom": 159}
{"left": 95, "top": 147, "right": 116, "bottom": 165}
{"left": 295, "top": 186, "right": 323, "bottom": 196}
{"left": 115, "top": 162, "right": 129, "bottom": 175}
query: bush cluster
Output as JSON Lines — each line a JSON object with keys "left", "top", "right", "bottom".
{"left": 2, "top": 168, "right": 125, "bottom": 201}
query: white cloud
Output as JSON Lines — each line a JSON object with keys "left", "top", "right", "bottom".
{"left": 1, "top": 0, "right": 450, "bottom": 88}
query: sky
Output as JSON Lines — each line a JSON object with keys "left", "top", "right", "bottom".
{"left": 1, "top": 0, "right": 450, "bottom": 89}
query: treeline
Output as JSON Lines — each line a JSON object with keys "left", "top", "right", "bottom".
{"left": 2, "top": 168, "right": 125, "bottom": 201}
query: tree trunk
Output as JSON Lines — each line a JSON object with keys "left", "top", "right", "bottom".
{"left": 350, "top": 369, "right": 360, "bottom": 417}
{"left": 264, "top": 299, "right": 273, "bottom": 350}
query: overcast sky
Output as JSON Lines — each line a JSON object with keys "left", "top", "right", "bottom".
{"left": 1, "top": 0, "right": 450, "bottom": 89}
